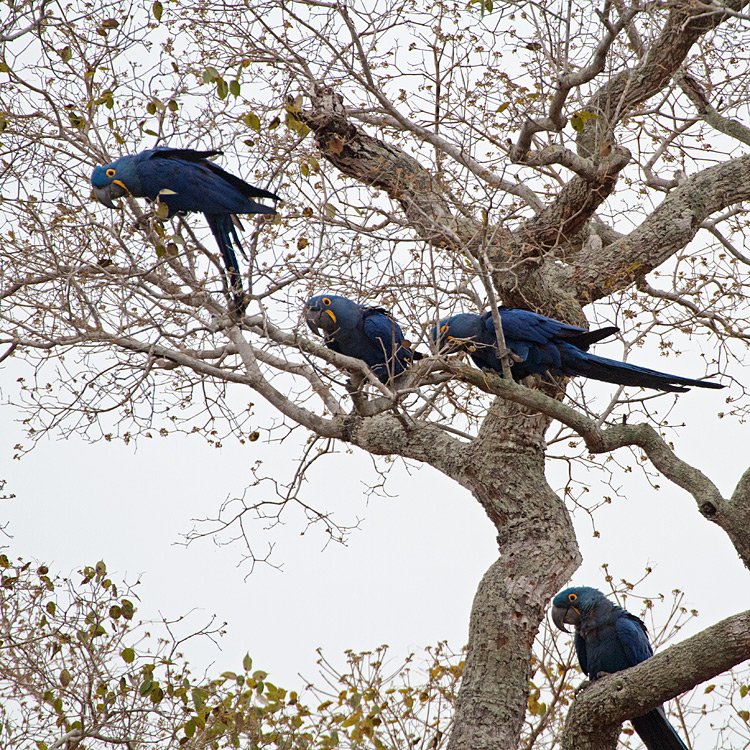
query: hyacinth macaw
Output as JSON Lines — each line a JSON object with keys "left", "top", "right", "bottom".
{"left": 433, "top": 308, "right": 724, "bottom": 392}
{"left": 305, "top": 294, "right": 420, "bottom": 383}
{"left": 91, "top": 147, "right": 280, "bottom": 304}
{"left": 552, "top": 586, "right": 688, "bottom": 750}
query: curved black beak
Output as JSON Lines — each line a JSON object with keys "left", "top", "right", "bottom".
{"left": 305, "top": 310, "right": 321, "bottom": 337}
{"left": 93, "top": 181, "right": 129, "bottom": 209}
{"left": 551, "top": 604, "right": 578, "bottom": 633}
{"left": 305, "top": 307, "right": 336, "bottom": 334}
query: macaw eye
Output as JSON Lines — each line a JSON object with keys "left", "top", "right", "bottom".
{"left": 568, "top": 593, "right": 577, "bottom": 602}
{"left": 322, "top": 297, "right": 331, "bottom": 306}
{"left": 106, "top": 168, "right": 116, "bottom": 178}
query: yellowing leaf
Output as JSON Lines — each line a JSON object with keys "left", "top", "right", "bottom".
{"left": 152, "top": 1, "right": 163, "bottom": 21}
{"left": 155, "top": 201, "right": 170, "bottom": 220}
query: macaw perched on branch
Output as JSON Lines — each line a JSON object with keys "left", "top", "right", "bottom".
{"left": 305, "top": 294, "right": 421, "bottom": 383}
{"left": 433, "top": 308, "right": 724, "bottom": 392}
{"left": 91, "top": 147, "right": 280, "bottom": 307}
{"left": 552, "top": 586, "right": 689, "bottom": 750}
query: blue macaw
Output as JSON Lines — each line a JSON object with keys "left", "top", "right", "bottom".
{"left": 91, "top": 148, "right": 280, "bottom": 305}
{"left": 433, "top": 308, "right": 724, "bottom": 392}
{"left": 552, "top": 586, "right": 688, "bottom": 750}
{"left": 305, "top": 294, "right": 420, "bottom": 383}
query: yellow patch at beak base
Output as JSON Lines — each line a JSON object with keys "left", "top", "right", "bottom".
{"left": 325, "top": 309, "right": 336, "bottom": 324}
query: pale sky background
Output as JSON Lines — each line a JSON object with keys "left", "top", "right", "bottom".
{"left": 0, "top": 352, "right": 746, "bottom": 707}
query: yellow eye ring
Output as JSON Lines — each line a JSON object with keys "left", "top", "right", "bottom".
{"left": 568, "top": 593, "right": 577, "bottom": 602}
{"left": 440, "top": 324, "right": 448, "bottom": 333}
{"left": 322, "top": 297, "right": 331, "bottom": 306}
{"left": 106, "top": 168, "right": 116, "bottom": 178}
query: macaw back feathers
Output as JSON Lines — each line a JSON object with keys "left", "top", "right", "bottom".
{"left": 435, "top": 307, "right": 724, "bottom": 392}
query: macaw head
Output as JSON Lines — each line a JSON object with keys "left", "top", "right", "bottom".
{"left": 91, "top": 154, "right": 142, "bottom": 208}
{"left": 551, "top": 586, "right": 605, "bottom": 632}
{"left": 305, "top": 294, "right": 360, "bottom": 335}
{"left": 432, "top": 313, "right": 483, "bottom": 353}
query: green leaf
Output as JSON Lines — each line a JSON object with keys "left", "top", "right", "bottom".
{"left": 139, "top": 680, "right": 153, "bottom": 697}
{"left": 216, "top": 77, "right": 228, "bottom": 99}
{"left": 230, "top": 80, "right": 241, "bottom": 97}
{"left": 323, "top": 203, "right": 337, "bottom": 218}
{"left": 202, "top": 67, "right": 220, "bottom": 84}
{"left": 192, "top": 687, "right": 207, "bottom": 711}
{"left": 59, "top": 669, "right": 71, "bottom": 687}
{"left": 46, "top": 601, "right": 56, "bottom": 616}
{"left": 146, "top": 101, "right": 156, "bottom": 115}
{"left": 68, "top": 114, "right": 85, "bottom": 130}
{"left": 152, "top": 1, "right": 163, "bottom": 21}
{"left": 570, "top": 110, "right": 598, "bottom": 133}
{"left": 57, "top": 47, "right": 71, "bottom": 63}
{"left": 121, "top": 599, "right": 134, "bottom": 620}
{"left": 301, "top": 163, "right": 310, "bottom": 177}
{"left": 740, "top": 684, "right": 748, "bottom": 698}
{"left": 168, "top": 99, "right": 178, "bottom": 112}
{"left": 184, "top": 718, "right": 196, "bottom": 738}
{"left": 121, "top": 648, "right": 135, "bottom": 664}
{"left": 95, "top": 89, "right": 115, "bottom": 109}
{"left": 243, "top": 112, "right": 261, "bottom": 132}
{"left": 35, "top": 742, "right": 48, "bottom": 750}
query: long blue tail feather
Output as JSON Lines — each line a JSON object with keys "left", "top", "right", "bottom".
{"left": 631, "top": 708, "right": 689, "bottom": 750}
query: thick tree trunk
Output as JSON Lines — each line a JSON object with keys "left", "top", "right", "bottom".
{"left": 445, "top": 402, "right": 581, "bottom": 750}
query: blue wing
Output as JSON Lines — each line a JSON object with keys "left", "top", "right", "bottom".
{"left": 362, "top": 307, "right": 409, "bottom": 379}
{"left": 137, "top": 154, "right": 271, "bottom": 216}
{"left": 615, "top": 611, "right": 653, "bottom": 667}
